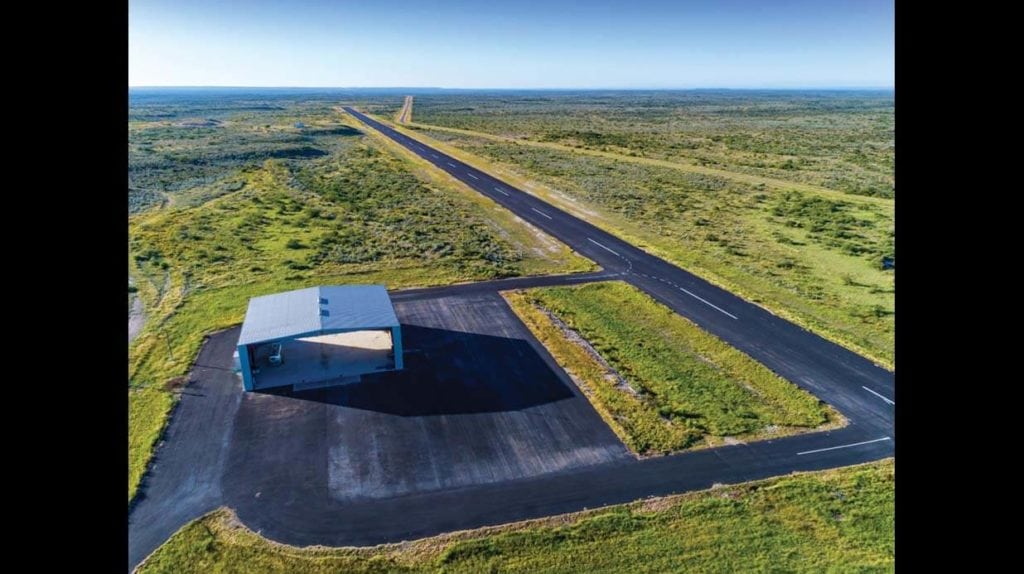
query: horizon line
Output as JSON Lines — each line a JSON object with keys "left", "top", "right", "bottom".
{"left": 129, "top": 85, "right": 895, "bottom": 91}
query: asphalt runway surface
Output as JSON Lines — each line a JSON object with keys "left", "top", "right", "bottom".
{"left": 126, "top": 108, "right": 895, "bottom": 571}
{"left": 344, "top": 107, "right": 894, "bottom": 436}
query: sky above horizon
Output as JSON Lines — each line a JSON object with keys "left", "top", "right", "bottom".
{"left": 129, "top": 0, "right": 894, "bottom": 89}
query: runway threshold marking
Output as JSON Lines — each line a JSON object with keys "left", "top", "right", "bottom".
{"left": 587, "top": 237, "right": 621, "bottom": 257}
{"left": 531, "top": 207, "right": 552, "bottom": 219}
{"left": 797, "top": 437, "right": 891, "bottom": 456}
{"left": 862, "top": 386, "right": 895, "bottom": 405}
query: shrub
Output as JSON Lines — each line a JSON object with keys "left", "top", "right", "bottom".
{"left": 163, "top": 376, "right": 188, "bottom": 392}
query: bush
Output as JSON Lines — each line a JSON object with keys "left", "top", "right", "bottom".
{"left": 163, "top": 376, "right": 188, "bottom": 392}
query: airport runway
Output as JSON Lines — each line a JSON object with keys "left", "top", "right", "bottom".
{"left": 126, "top": 106, "right": 896, "bottom": 571}
{"left": 345, "top": 106, "right": 894, "bottom": 439}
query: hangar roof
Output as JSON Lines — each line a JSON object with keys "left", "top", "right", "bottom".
{"left": 237, "top": 285, "right": 399, "bottom": 346}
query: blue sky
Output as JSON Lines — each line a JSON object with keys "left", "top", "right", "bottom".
{"left": 129, "top": 0, "right": 894, "bottom": 89}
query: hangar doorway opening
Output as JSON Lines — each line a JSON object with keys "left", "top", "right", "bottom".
{"left": 234, "top": 285, "right": 403, "bottom": 392}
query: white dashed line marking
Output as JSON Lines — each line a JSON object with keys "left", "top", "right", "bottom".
{"left": 587, "top": 238, "right": 621, "bottom": 257}
{"left": 531, "top": 207, "right": 552, "bottom": 219}
{"left": 494, "top": 187, "right": 509, "bottom": 196}
{"left": 797, "top": 437, "right": 891, "bottom": 456}
{"left": 468, "top": 173, "right": 479, "bottom": 180}
{"left": 862, "top": 386, "right": 895, "bottom": 405}
{"left": 677, "top": 286, "right": 738, "bottom": 320}
{"left": 447, "top": 162, "right": 457, "bottom": 168}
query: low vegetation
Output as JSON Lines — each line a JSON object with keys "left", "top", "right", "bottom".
{"left": 128, "top": 95, "right": 593, "bottom": 501}
{"left": 397, "top": 91, "right": 894, "bottom": 199}
{"left": 386, "top": 117, "right": 894, "bottom": 367}
{"left": 139, "top": 459, "right": 895, "bottom": 573}
{"left": 506, "top": 282, "right": 836, "bottom": 454}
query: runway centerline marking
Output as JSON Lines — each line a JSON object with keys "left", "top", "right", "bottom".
{"left": 862, "top": 386, "right": 895, "bottom": 405}
{"left": 797, "top": 437, "right": 891, "bottom": 456}
{"left": 676, "top": 286, "right": 739, "bottom": 320}
{"left": 532, "top": 207, "right": 552, "bottom": 219}
{"left": 447, "top": 162, "right": 457, "bottom": 168}
{"left": 587, "top": 237, "right": 621, "bottom": 257}
{"left": 494, "top": 187, "right": 510, "bottom": 196}
{"left": 468, "top": 173, "right": 479, "bottom": 180}
{"left": 431, "top": 154, "right": 439, "bottom": 158}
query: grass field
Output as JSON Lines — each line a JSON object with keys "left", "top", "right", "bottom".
{"left": 138, "top": 459, "right": 894, "bottom": 573}
{"left": 506, "top": 282, "right": 838, "bottom": 454}
{"left": 374, "top": 110, "right": 894, "bottom": 368}
{"left": 394, "top": 91, "right": 894, "bottom": 199}
{"left": 128, "top": 95, "right": 593, "bottom": 502}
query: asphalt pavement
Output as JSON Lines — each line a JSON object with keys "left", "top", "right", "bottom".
{"left": 344, "top": 106, "right": 894, "bottom": 439}
{"left": 130, "top": 274, "right": 892, "bottom": 570}
{"left": 126, "top": 106, "right": 896, "bottom": 571}
{"left": 128, "top": 328, "right": 244, "bottom": 570}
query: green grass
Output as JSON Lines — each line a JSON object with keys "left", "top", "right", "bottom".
{"left": 404, "top": 92, "right": 894, "bottom": 199}
{"left": 138, "top": 459, "right": 895, "bottom": 573}
{"left": 129, "top": 386, "right": 176, "bottom": 500}
{"left": 402, "top": 118, "right": 891, "bottom": 207}
{"left": 384, "top": 119, "right": 894, "bottom": 368}
{"left": 506, "top": 282, "right": 837, "bottom": 454}
{"left": 342, "top": 108, "right": 592, "bottom": 279}
{"left": 128, "top": 102, "right": 594, "bottom": 502}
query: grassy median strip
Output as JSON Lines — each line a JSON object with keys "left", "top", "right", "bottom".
{"left": 139, "top": 459, "right": 894, "bottom": 573}
{"left": 505, "top": 282, "right": 839, "bottom": 454}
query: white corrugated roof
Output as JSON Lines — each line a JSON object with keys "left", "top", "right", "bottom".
{"left": 237, "top": 285, "right": 399, "bottom": 346}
